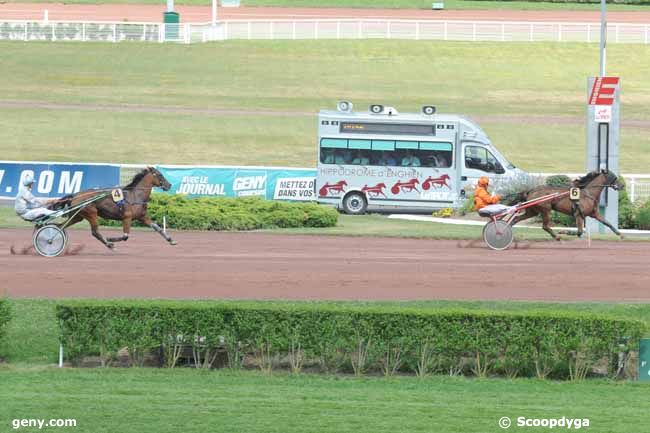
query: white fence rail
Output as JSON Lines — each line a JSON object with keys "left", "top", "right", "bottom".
{"left": 0, "top": 20, "right": 649, "bottom": 44}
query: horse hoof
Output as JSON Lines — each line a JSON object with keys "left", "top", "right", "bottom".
{"left": 555, "top": 237, "right": 561, "bottom": 241}
{"left": 106, "top": 243, "right": 115, "bottom": 250}
{"left": 169, "top": 240, "right": 177, "bottom": 246}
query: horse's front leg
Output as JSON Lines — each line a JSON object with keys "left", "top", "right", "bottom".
{"left": 107, "top": 215, "right": 132, "bottom": 243}
{"left": 141, "top": 215, "right": 177, "bottom": 245}
{"left": 591, "top": 212, "right": 624, "bottom": 239}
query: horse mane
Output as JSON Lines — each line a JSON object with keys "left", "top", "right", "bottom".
{"left": 124, "top": 167, "right": 151, "bottom": 189}
{"left": 573, "top": 171, "right": 601, "bottom": 188}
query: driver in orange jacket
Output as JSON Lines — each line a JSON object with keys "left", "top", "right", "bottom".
{"left": 474, "top": 176, "right": 501, "bottom": 211}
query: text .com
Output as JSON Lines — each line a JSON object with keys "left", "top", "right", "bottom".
{"left": 12, "top": 419, "right": 77, "bottom": 430}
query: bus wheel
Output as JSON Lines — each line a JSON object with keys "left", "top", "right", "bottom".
{"left": 342, "top": 192, "right": 367, "bottom": 215}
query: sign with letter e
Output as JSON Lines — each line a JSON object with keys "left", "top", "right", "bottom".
{"left": 588, "top": 76, "right": 619, "bottom": 106}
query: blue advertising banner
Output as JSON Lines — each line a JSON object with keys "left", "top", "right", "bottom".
{"left": 0, "top": 161, "right": 120, "bottom": 199}
{"left": 157, "top": 166, "right": 317, "bottom": 201}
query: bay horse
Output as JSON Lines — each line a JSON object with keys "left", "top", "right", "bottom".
{"left": 507, "top": 169, "right": 624, "bottom": 240}
{"left": 51, "top": 166, "right": 177, "bottom": 249}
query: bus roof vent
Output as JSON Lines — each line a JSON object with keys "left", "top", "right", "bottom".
{"left": 337, "top": 101, "right": 353, "bottom": 113}
{"left": 369, "top": 104, "right": 399, "bottom": 116}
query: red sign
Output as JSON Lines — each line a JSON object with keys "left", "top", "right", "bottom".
{"left": 589, "top": 76, "right": 619, "bottom": 105}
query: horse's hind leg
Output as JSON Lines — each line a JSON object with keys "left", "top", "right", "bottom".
{"left": 141, "top": 215, "right": 177, "bottom": 246}
{"left": 541, "top": 210, "right": 560, "bottom": 241}
{"left": 85, "top": 209, "right": 114, "bottom": 249}
{"left": 107, "top": 215, "right": 132, "bottom": 243}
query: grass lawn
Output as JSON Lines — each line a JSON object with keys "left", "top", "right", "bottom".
{"left": 0, "top": 367, "right": 649, "bottom": 433}
{"left": 1, "top": 41, "right": 649, "bottom": 172}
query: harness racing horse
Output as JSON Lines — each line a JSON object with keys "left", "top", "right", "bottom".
{"left": 51, "top": 167, "right": 177, "bottom": 249}
{"left": 507, "top": 169, "right": 624, "bottom": 240}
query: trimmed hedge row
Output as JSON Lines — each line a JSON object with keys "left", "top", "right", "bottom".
{"left": 56, "top": 301, "right": 644, "bottom": 380}
{"left": 0, "top": 299, "right": 11, "bottom": 358}
{"left": 102, "top": 194, "right": 338, "bottom": 230}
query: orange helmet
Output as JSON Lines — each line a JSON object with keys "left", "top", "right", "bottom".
{"left": 478, "top": 176, "right": 489, "bottom": 187}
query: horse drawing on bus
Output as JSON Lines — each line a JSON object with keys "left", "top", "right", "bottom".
{"left": 422, "top": 174, "right": 451, "bottom": 190}
{"left": 391, "top": 179, "right": 420, "bottom": 195}
{"left": 362, "top": 183, "right": 387, "bottom": 198}
{"left": 319, "top": 180, "right": 348, "bottom": 197}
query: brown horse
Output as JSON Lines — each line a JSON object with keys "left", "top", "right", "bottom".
{"left": 51, "top": 166, "right": 177, "bottom": 249}
{"left": 507, "top": 169, "right": 624, "bottom": 240}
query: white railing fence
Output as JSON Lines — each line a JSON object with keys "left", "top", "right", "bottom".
{"left": 0, "top": 20, "right": 649, "bottom": 44}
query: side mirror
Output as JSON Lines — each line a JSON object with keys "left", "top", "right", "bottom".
{"left": 495, "top": 163, "right": 506, "bottom": 174}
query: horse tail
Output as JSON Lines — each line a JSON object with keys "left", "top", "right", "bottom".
{"left": 504, "top": 190, "right": 528, "bottom": 206}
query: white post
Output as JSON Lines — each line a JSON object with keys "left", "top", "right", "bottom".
{"left": 58, "top": 344, "right": 64, "bottom": 368}
{"left": 82, "top": 22, "right": 86, "bottom": 41}
{"left": 615, "top": 23, "right": 619, "bottom": 43}
{"left": 558, "top": 23, "right": 562, "bottom": 42}
{"left": 472, "top": 22, "right": 476, "bottom": 41}
{"left": 44, "top": 9, "right": 48, "bottom": 23}
{"left": 247, "top": 21, "right": 251, "bottom": 40}
{"left": 159, "top": 23, "right": 164, "bottom": 42}
{"left": 646, "top": 24, "right": 648, "bottom": 44}
{"left": 142, "top": 23, "right": 146, "bottom": 41}
{"left": 443, "top": 21, "right": 447, "bottom": 41}
{"left": 358, "top": 20, "right": 362, "bottom": 39}
{"left": 113, "top": 23, "right": 117, "bottom": 42}
{"left": 163, "top": 216, "right": 167, "bottom": 234}
{"left": 185, "top": 23, "right": 190, "bottom": 43}
{"left": 386, "top": 21, "right": 390, "bottom": 39}
{"left": 314, "top": 21, "right": 318, "bottom": 40}
{"left": 24, "top": 23, "right": 28, "bottom": 41}
{"left": 630, "top": 178, "right": 636, "bottom": 202}
{"left": 415, "top": 21, "right": 419, "bottom": 40}
{"left": 292, "top": 21, "right": 296, "bottom": 40}
{"left": 212, "top": 0, "right": 218, "bottom": 27}
{"left": 501, "top": 22, "right": 505, "bottom": 42}
{"left": 529, "top": 23, "right": 533, "bottom": 42}
{"left": 51, "top": 23, "right": 55, "bottom": 41}
{"left": 336, "top": 21, "right": 340, "bottom": 39}
{"left": 224, "top": 21, "right": 228, "bottom": 40}
{"left": 587, "top": 23, "right": 591, "bottom": 43}
{"left": 270, "top": 21, "right": 274, "bottom": 40}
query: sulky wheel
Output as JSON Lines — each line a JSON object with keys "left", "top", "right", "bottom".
{"left": 482, "top": 220, "right": 513, "bottom": 251}
{"left": 33, "top": 224, "right": 68, "bottom": 257}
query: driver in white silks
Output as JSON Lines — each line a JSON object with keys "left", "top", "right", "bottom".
{"left": 14, "top": 175, "right": 58, "bottom": 221}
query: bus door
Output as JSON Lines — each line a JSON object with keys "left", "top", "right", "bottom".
{"left": 460, "top": 142, "right": 507, "bottom": 192}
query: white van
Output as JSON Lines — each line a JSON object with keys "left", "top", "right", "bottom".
{"left": 316, "top": 102, "right": 527, "bottom": 214}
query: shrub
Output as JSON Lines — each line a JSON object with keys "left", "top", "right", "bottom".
{"left": 100, "top": 195, "right": 338, "bottom": 231}
{"left": 617, "top": 178, "right": 636, "bottom": 229}
{"left": 634, "top": 200, "right": 650, "bottom": 230}
{"left": 56, "top": 301, "right": 645, "bottom": 380}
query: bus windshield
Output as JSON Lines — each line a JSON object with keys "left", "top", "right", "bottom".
{"left": 320, "top": 138, "right": 453, "bottom": 168}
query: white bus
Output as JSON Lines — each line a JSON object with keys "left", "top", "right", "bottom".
{"left": 316, "top": 102, "right": 526, "bottom": 214}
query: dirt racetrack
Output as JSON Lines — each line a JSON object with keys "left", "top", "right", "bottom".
{"left": 1, "top": 228, "right": 649, "bottom": 301}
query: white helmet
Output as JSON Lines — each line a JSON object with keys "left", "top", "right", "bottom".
{"left": 23, "top": 174, "right": 35, "bottom": 186}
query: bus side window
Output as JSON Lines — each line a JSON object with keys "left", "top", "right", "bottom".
{"left": 465, "top": 146, "right": 499, "bottom": 173}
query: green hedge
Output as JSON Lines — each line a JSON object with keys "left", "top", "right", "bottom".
{"left": 101, "top": 195, "right": 338, "bottom": 231}
{"left": 0, "top": 299, "right": 11, "bottom": 359}
{"left": 56, "top": 301, "right": 644, "bottom": 380}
